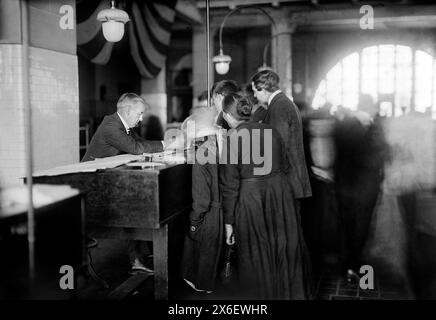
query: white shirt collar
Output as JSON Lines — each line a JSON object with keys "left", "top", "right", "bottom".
{"left": 117, "top": 112, "right": 130, "bottom": 134}
{"left": 268, "top": 89, "right": 282, "bottom": 106}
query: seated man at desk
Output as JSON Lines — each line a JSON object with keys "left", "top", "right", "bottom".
{"left": 82, "top": 92, "right": 163, "bottom": 161}
{"left": 83, "top": 92, "right": 164, "bottom": 274}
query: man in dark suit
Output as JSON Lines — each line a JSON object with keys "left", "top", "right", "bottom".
{"left": 82, "top": 93, "right": 164, "bottom": 275}
{"left": 251, "top": 70, "right": 312, "bottom": 207}
{"left": 82, "top": 93, "right": 163, "bottom": 162}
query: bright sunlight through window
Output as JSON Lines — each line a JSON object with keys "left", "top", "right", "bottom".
{"left": 312, "top": 44, "right": 436, "bottom": 119}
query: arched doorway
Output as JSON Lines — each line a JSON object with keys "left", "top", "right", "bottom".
{"left": 312, "top": 44, "right": 436, "bottom": 119}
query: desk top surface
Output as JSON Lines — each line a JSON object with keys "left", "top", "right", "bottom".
{"left": 32, "top": 163, "right": 192, "bottom": 228}
{"left": 32, "top": 153, "right": 188, "bottom": 178}
{"left": 0, "top": 184, "right": 82, "bottom": 219}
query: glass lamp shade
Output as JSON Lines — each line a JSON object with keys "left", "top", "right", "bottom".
{"left": 102, "top": 21, "right": 125, "bottom": 42}
{"left": 215, "top": 61, "right": 230, "bottom": 75}
{"left": 97, "top": 2, "right": 130, "bottom": 43}
{"left": 212, "top": 52, "right": 232, "bottom": 75}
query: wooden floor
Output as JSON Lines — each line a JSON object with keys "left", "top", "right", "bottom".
{"left": 76, "top": 238, "right": 237, "bottom": 300}
{"left": 75, "top": 239, "right": 404, "bottom": 300}
{"left": 76, "top": 230, "right": 436, "bottom": 300}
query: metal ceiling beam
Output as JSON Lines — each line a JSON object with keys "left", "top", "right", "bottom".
{"left": 196, "top": 0, "right": 304, "bottom": 9}
{"left": 176, "top": 0, "right": 203, "bottom": 24}
{"left": 292, "top": 5, "right": 436, "bottom": 25}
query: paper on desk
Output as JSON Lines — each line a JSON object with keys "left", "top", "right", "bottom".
{"left": 33, "top": 154, "right": 144, "bottom": 177}
{"left": 142, "top": 150, "right": 174, "bottom": 158}
{"left": 150, "top": 150, "right": 186, "bottom": 164}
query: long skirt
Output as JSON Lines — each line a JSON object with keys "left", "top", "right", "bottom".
{"left": 234, "top": 173, "right": 312, "bottom": 299}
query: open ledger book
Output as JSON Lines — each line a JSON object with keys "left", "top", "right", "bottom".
{"left": 32, "top": 154, "right": 146, "bottom": 177}
{"left": 32, "top": 150, "right": 189, "bottom": 177}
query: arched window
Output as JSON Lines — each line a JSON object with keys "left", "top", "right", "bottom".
{"left": 312, "top": 44, "right": 436, "bottom": 119}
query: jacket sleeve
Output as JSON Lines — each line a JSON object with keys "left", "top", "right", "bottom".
{"left": 104, "top": 125, "right": 163, "bottom": 155}
{"left": 219, "top": 135, "right": 240, "bottom": 225}
{"left": 269, "top": 101, "right": 292, "bottom": 157}
{"left": 129, "top": 130, "right": 164, "bottom": 153}
{"left": 270, "top": 100, "right": 302, "bottom": 175}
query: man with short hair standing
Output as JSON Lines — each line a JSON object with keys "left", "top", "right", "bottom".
{"left": 251, "top": 70, "right": 312, "bottom": 206}
{"left": 251, "top": 70, "right": 313, "bottom": 296}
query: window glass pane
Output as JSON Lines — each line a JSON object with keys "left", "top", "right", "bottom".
{"left": 380, "top": 101, "right": 393, "bottom": 117}
{"left": 312, "top": 80, "right": 326, "bottom": 110}
{"left": 379, "top": 45, "right": 395, "bottom": 94}
{"left": 342, "top": 52, "right": 359, "bottom": 110}
{"left": 326, "top": 62, "right": 342, "bottom": 107}
{"left": 395, "top": 45, "right": 412, "bottom": 116}
{"left": 361, "top": 46, "right": 378, "bottom": 102}
{"left": 433, "top": 61, "right": 436, "bottom": 119}
{"left": 415, "top": 50, "right": 433, "bottom": 113}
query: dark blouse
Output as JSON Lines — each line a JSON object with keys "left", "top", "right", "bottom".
{"left": 250, "top": 105, "right": 267, "bottom": 123}
{"left": 219, "top": 121, "right": 287, "bottom": 224}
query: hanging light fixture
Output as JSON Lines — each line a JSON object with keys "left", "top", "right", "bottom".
{"left": 258, "top": 31, "right": 293, "bottom": 72}
{"left": 212, "top": 49, "right": 232, "bottom": 75}
{"left": 97, "top": 1, "right": 130, "bottom": 43}
{"left": 213, "top": 5, "right": 276, "bottom": 75}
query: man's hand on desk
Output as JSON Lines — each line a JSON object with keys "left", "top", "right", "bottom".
{"left": 163, "top": 134, "right": 185, "bottom": 151}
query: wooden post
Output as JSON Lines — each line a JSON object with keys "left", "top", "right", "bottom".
{"left": 192, "top": 23, "right": 215, "bottom": 106}
{"left": 153, "top": 224, "right": 168, "bottom": 300}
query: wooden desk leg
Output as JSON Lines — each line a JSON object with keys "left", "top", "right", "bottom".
{"left": 153, "top": 225, "right": 168, "bottom": 300}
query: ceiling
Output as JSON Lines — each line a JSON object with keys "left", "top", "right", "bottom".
{"left": 192, "top": 0, "right": 436, "bottom": 30}
{"left": 196, "top": 0, "right": 431, "bottom": 9}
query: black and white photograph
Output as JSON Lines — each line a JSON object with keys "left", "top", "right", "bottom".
{"left": 0, "top": 0, "right": 436, "bottom": 311}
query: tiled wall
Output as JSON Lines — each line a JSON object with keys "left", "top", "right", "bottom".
{"left": 29, "top": 46, "right": 79, "bottom": 172}
{"left": 0, "top": 44, "right": 79, "bottom": 187}
{"left": 0, "top": 45, "right": 26, "bottom": 187}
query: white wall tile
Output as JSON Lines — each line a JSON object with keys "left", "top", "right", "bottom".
{"left": 0, "top": 45, "right": 79, "bottom": 187}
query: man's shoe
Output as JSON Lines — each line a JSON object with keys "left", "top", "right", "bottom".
{"left": 128, "top": 265, "right": 154, "bottom": 275}
{"left": 346, "top": 269, "right": 360, "bottom": 284}
{"left": 184, "top": 278, "right": 213, "bottom": 294}
{"left": 86, "top": 237, "right": 98, "bottom": 249}
{"left": 129, "top": 258, "right": 154, "bottom": 275}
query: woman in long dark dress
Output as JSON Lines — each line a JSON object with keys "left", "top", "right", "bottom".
{"left": 220, "top": 93, "right": 312, "bottom": 299}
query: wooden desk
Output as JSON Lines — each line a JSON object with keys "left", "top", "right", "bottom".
{"left": 33, "top": 163, "right": 192, "bottom": 299}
